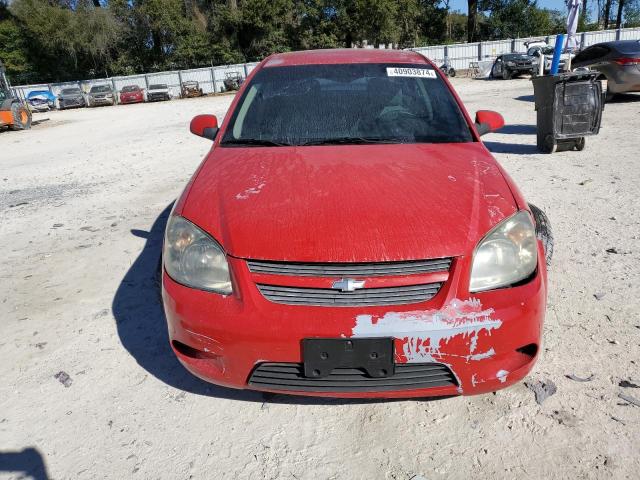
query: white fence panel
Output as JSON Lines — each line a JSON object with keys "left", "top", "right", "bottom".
{"left": 482, "top": 40, "right": 511, "bottom": 58}
{"left": 412, "top": 45, "right": 446, "bottom": 64}
{"left": 447, "top": 42, "right": 479, "bottom": 69}
{"left": 583, "top": 30, "right": 617, "bottom": 46}
{"left": 619, "top": 27, "right": 640, "bottom": 40}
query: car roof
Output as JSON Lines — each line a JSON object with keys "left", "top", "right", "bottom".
{"left": 589, "top": 39, "right": 640, "bottom": 54}
{"left": 263, "top": 48, "right": 430, "bottom": 67}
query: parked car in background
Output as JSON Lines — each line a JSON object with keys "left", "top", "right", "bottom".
{"left": 526, "top": 43, "right": 568, "bottom": 73}
{"left": 163, "top": 49, "right": 552, "bottom": 399}
{"left": 572, "top": 40, "right": 640, "bottom": 100}
{"left": 491, "top": 53, "right": 535, "bottom": 79}
{"left": 147, "top": 83, "right": 171, "bottom": 101}
{"left": 26, "top": 90, "right": 57, "bottom": 112}
{"left": 223, "top": 71, "right": 244, "bottom": 91}
{"left": 181, "top": 80, "right": 204, "bottom": 98}
{"left": 87, "top": 84, "right": 115, "bottom": 107}
{"left": 57, "top": 87, "right": 86, "bottom": 110}
{"left": 119, "top": 85, "right": 145, "bottom": 104}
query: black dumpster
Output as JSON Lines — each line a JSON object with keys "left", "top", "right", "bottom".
{"left": 531, "top": 72, "right": 603, "bottom": 153}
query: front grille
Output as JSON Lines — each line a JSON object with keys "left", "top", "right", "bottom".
{"left": 257, "top": 282, "right": 442, "bottom": 306}
{"left": 248, "top": 362, "right": 458, "bottom": 392}
{"left": 247, "top": 258, "right": 452, "bottom": 277}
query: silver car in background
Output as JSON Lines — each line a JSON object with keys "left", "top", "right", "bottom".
{"left": 87, "top": 84, "right": 116, "bottom": 107}
{"left": 572, "top": 40, "right": 640, "bottom": 100}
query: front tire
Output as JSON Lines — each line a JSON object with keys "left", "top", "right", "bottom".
{"left": 529, "top": 204, "right": 554, "bottom": 266}
{"left": 8, "top": 102, "right": 32, "bottom": 130}
{"left": 502, "top": 68, "right": 512, "bottom": 80}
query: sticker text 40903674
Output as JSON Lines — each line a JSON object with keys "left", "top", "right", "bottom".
{"left": 386, "top": 67, "right": 437, "bottom": 79}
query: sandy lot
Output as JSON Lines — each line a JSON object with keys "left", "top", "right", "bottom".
{"left": 1, "top": 78, "right": 639, "bottom": 479}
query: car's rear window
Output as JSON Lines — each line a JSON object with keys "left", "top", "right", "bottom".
{"left": 121, "top": 85, "right": 140, "bottom": 92}
{"left": 149, "top": 84, "right": 167, "bottom": 90}
{"left": 62, "top": 88, "right": 81, "bottom": 95}
{"left": 221, "top": 63, "right": 473, "bottom": 146}
{"left": 573, "top": 45, "right": 611, "bottom": 63}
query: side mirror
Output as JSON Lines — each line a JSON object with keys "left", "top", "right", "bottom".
{"left": 475, "top": 110, "right": 505, "bottom": 136}
{"left": 190, "top": 114, "right": 219, "bottom": 141}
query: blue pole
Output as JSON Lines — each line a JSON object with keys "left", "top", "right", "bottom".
{"left": 550, "top": 34, "right": 565, "bottom": 75}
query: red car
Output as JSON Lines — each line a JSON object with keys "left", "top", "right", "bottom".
{"left": 119, "top": 85, "right": 144, "bottom": 104}
{"left": 162, "top": 49, "right": 551, "bottom": 398}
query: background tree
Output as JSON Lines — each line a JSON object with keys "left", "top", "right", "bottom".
{"left": 468, "top": 0, "right": 478, "bottom": 41}
{"left": 0, "top": 0, "right": 605, "bottom": 84}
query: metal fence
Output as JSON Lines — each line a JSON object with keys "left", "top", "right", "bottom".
{"left": 412, "top": 26, "right": 640, "bottom": 70}
{"left": 11, "top": 26, "right": 640, "bottom": 101}
{"left": 12, "top": 62, "right": 259, "bottom": 103}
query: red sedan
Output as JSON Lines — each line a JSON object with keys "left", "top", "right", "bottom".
{"left": 119, "top": 85, "right": 144, "bottom": 104}
{"left": 162, "top": 49, "right": 551, "bottom": 398}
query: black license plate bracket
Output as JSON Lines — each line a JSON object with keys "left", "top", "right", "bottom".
{"left": 302, "top": 338, "right": 394, "bottom": 378}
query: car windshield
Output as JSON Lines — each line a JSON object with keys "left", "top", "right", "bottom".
{"left": 149, "top": 84, "right": 166, "bottom": 90}
{"left": 62, "top": 88, "right": 82, "bottom": 95}
{"left": 122, "top": 85, "right": 139, "bottom": 92}
{"left": 221, "top": 63, "right": 473, "bottom": 147}
{"left": 90, "top": 85, "right": 111, "bottom": 93}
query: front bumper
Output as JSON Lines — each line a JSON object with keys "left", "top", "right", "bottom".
{"left": 148, "top": 94, "right": 169, "bottom": 101}
{"left": 89, "top": 97, "right": 114, "bottom": 105}
{"left": 120, "top": 96, "right": 143, "bottom": 104}
{"left": 162, "top": 248, "right": 547, "bottom": 398}
{"left": 60, "top": 99, "right": 84, "bottom": 108}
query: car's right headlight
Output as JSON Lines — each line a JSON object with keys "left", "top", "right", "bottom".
{"left": 163, "top": 215, "right": 232, "bottom": 294}
{"left": 469, "top": 211, "right": 538, "bottom": 292}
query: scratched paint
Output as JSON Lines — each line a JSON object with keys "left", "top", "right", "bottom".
{"left": 352, "top": 298, "right": 502, "bottom": 363}
{"left": 236, "top": 182, "right": 266, "bottom": 200}
{"left": 467, "top": 347, "right": 496, "bottom": 361}
{"left": 496, "top": 369, "right": 509, "bottom": 383}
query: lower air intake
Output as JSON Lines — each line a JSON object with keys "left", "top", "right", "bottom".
{"left": 248, "top": 362, "right": 458, "bottom": 392}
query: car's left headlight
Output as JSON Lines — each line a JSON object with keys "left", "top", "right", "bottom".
{"left": 469, "top": 211, "right": 538, "bottom": 292}
{"left": 163, "top": 215, "right": 232, "bottom": 294}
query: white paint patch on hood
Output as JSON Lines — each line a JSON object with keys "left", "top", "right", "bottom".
{"left": 352, "top": 298, "right": 502, "bottom": 363}
{"left": 236, "top": 182, "right": 266, "bottom": 200}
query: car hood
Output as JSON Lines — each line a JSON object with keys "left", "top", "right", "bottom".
{"left": 180, "top": 143, "right": 517, "bottom": 262}
{"left": 149, "top": 89, "right": 169, "bottom": 93}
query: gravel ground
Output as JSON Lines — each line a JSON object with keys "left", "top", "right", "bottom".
{"left": 1, "top": 78, "right": 639, "bottom": 479}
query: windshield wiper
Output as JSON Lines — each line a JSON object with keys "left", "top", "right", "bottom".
{"left": 300, "top": 136, "right": 401, "bottom": 146}
{"left": 221, "top": 138, "right": 292, "bottom": 147}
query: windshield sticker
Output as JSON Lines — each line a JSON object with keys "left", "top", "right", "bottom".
{"left": 386, "top": 67, "right": 437, "bottom": 78}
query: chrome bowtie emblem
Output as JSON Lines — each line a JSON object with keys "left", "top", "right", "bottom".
{"left": 332, "top": 278, "right": 365, "bottom": 292}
